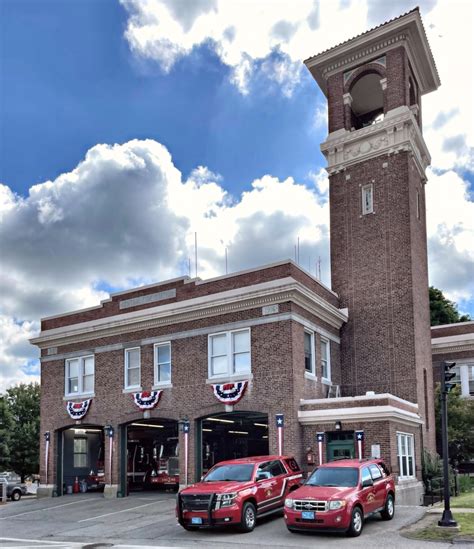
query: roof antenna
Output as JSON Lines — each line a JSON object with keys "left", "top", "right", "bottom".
{"left": 194, "top": 232, "right": 198, "bottom": 278}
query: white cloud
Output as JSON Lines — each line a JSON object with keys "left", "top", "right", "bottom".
{"left": 120, "top": 0, "right": 369, "bottom": 95}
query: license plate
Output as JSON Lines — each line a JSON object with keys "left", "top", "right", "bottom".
{"left": 191, "top": 517, "right": 203, "bottom": 525}
{"left": 301, "top": 511, "right": 315, "bottom": 520}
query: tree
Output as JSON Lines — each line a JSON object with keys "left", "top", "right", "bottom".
{"left": 434, "top": 384, "right": 474, "bottom": 465}
{"left": 0, "top": 394, "right": 14, "bottom": 470}
{"left": 6, "top": 383, "right": 40, "bottom": 481}
{"left": 429, "top": 286, "right": 471, "bottom": 326}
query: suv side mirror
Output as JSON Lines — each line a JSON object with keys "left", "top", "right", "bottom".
{"left": 362, "top": 478, "right": 373, "bottom": 488}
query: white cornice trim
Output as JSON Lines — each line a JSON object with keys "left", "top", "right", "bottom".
{"left": 300, "top": 393, "right": 418, "bottom": 409}
{"left": 431, "top": 333, "right": 474, "bottom": 345}
{"left": 432, "top": 344, "right": 474, "bottom": 355}
{"left": 298, "top": 405, "right": 423, "bottom": 426}
{"left": 31, "top": 278, "right": 348, "bottom": 348}
{"left": 321, "top": 106, "right": 430, "bottom": 179}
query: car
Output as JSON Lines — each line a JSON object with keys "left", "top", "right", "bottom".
{"left": 284, "top": 458, "right": 395, "bottom": 537}
{"left": 177, "top": 455, "right": 303, "bottom": 532}
{"left": 0, "top": 473, "right": 28, "bottom": 501}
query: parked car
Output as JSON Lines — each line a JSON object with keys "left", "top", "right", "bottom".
{"left": 0, "top": 472, "right": 28, "bottom": 501}
{"left": 284, "top": 458, "right": 395, "bottom": 537}
{"left": 177, "top": 455, "right": 303, "bottom": 532}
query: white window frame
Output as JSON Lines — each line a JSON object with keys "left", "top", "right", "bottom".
{"left": 321, "top": 337, "right": 331, "bottom": 383}
{"left": 153, "top": 342, "right": 171, "bottom": 387}
{"left": 65, "top": 355, "right": 95, "bottom": 397}
{"left": 208, "top": 328, "right": 251, "bottom": 379}
{"left": 397, "top": 432, "right": 415, "bottom": 480}
{"left": 73, "top": 437, "right": 88, "bottom": 468}
{"left": 362, "top": 183, "right": 374, "bottom": 215}
{"left": 304, "top": 330, "right": 316, "bottom": 377}
{"left": 124, "top": 347, "right": 141, "bottom": 390}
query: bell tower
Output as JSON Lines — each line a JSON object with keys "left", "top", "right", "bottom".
{"left": 305, "top": 9, "right": 440, "bottom": 449}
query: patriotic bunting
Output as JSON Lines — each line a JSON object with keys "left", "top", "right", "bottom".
{"left": 66, "top": 399, "right": 91, "bottom": 420}
{"left": 132, "top": 390, "right": 162, "bottom": 410}
{"left": 212, "top": 381, "right": 248, "bottom": 404}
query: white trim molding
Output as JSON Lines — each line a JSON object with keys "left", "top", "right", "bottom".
{"left": 31, "top": 277, "right": 348, "bottom": 349}
{"left": 300, "top": 392, "right": 419, "bottom": 409}
{"left": 298, "top": 405, "right": 423, "bottom": 427}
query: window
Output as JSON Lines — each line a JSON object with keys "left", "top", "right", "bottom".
{"left": 73, "top": 437, "right": 87, "bottom": 468}
{"left": 154, "top": 343, "right": 171, "bottom": 385}
{"left": 304, "top": 331, "right": 315, "bottom": 375}
{"left": 321, "top": 338, "right": 331, "bottom": 381}
{"left": 65, "top": 355, "right": 94, "bottom": 396}
{"left": 362, "top": 184, "right": 374, "bottom": 215}
{"left": 369, "top": 464, "right": 383, "bottom": 481}
{"left": 208, "top": 329, "right": 251, "bottom": 378}
{"left": 361, "top": 467, "right": 372, "bottom": 485}
{"left": 416, "top": 190, "right": 420, "bottom": 219}
{"left": 397, "top": 432, "right": 415, "bottom": 479}
{"left": 125, "top": 347, "right": 140, "bottom": 389}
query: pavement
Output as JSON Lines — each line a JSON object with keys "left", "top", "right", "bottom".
{"left": 1, "top": 492, "right": 473, "bottom": 549}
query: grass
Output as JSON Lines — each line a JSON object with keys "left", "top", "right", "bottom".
{"left": 404, "top": 513, "right": 474, "bottom": 542}
{"left": 451, "top": 491, "right": 474, "bottom": 508}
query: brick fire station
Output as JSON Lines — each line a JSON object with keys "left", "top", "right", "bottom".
{"left": 32, "top": 9, "right": 443, "bottom": 505}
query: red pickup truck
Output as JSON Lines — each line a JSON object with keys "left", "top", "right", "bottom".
{"left": 284, "top": 458, "right": 395, "bottom": 537}
{"left": 177, "top": 455, "right": 303, "bottom": 532}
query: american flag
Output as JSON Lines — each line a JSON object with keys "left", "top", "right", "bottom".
{"left": 276, "top": 414, "right": 284, "bottom": 455}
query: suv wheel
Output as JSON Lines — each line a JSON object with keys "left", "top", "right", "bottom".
{"left": 347, "top": 506, "right": 363, "bottom": 537}
{"left": 11, "top": 490, "right": 21, "bottom": 501}
{"left": 381, "top": 494, "right": 395, "bottom": 520}
{"left": 239, "top": 501, "right": 257, "bottom": 533}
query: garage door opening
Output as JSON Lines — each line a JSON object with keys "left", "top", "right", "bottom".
{"left": 127, "top": 418, "right": 179, "bottom": 492}
{"left": 60, "top": 425, "right": 105, "bottom": 494}
{"left": 199, "top": 412, "right": 269, "bottom": 477}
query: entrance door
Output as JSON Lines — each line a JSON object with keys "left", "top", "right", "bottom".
{"left": 326, "top": 431, "right": 355, "bottom": 461}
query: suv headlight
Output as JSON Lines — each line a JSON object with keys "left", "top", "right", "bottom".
{"left": 284, "top": 498, "right": 294, "bottom": 509}
{"left": 328, "top": 500, "right": 346, "bottom": 510}
{"left": 220, "top": 492, "right": 237, "bottom": 507}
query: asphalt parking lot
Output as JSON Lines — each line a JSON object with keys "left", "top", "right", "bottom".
{"left": 0, "top": 493, "right": 472, "bottom": 549}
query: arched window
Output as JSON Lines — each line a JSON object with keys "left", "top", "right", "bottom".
{"left": 350, "top": 72, "right": 384, "bottom": 130}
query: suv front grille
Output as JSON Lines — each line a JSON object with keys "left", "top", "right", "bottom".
{"left": 294, "top": 500, "right": 327, "bottom": 512}
{"left": 180, "top": 494, "right": 212, "bottom": 511}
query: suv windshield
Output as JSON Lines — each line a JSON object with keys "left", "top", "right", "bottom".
{"left": 204, "top": 464, "right": 254, "bottom": 482}
{"left": 306, "top": 467, "right": 359, "bottom": 487}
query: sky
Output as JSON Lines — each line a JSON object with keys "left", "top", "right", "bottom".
{"left": 0, "top": 0, "right": 473, "bottom": 391}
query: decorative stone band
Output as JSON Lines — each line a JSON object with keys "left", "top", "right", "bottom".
{"left": 320, "top": 106, "right": 430, "bottom": 179}
{"left": 132, "top": 390, "right": 162, "bottom": 410}
{"left": 298, "top": 404, "right": 423, "bottom": 427}
{"left": 66, "top": 399, "right": 91, "bottom": 420}
{"left": 212, "top": 381, "right": 248, "bottom": 404}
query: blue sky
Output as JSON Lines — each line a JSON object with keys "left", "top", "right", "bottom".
{"left": 0, "top": 0, "right": 473, "bottom": 390}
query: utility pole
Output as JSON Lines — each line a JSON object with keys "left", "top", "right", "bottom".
{"left": 438, "top": 361, "right": 458, "bottom": 528}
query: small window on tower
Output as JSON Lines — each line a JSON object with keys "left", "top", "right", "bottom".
{"left": 362, "top": 184, "right": 374, "bottom": 215}
{"left": 416, "top": 190, "right": 420, "bottom": 219}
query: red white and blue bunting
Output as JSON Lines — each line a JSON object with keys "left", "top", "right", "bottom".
{"left": 66, "top": 399, "right": 91, "bottom": 420}
{"left": 212, "top": 381, "right": 248, "bottom": 404}
{"left": 132, "top": 390, "right": 162, "bottom": 410}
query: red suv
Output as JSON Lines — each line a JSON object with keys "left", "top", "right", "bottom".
{"left": 284, "top": 459, "right": 395, "bottom": 537}
{"left": 177, "top": 455, "right": 303, "bottom": 532}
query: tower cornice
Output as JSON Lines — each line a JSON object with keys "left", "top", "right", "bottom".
{"left": 320, "top": 106, "right": 431, "bottom": 180}
{"left": 305, "top": 9, "right": 440, "bottom": 97}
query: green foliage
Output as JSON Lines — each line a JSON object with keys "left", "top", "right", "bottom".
{"left": 421, "top": 449, "right": 443, "bottom": 491}
{"left": 435, "top": 384, "right": 474, "bottom": 465}
{"left": 429, "top": 286, "right": 471, "bottom": 326}
{"left": 5, "top": 383, "right": 40, "bottom": 481}
{"left": 0, "top": 394, "right": 14, "bottom": 469}
{"left": 458, "top": 475, "right": 474, "bottom": 494}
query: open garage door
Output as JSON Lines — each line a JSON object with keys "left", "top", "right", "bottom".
{"left": 199, "top": 412, "right": 269, "bottom": 477}
{"left": 61, "top": 426, "right": 105, "bottom": 494}
{"left": 127, "top": 419, "right": 179, "bottom": 492}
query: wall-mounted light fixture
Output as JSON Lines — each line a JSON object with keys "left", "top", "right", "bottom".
{"left": 335, "top": 421, "right": 342, "bottom": 431}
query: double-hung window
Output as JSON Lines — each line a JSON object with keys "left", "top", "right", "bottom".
{"left": 65, "top": 355, "right": 94, "bottom": 396}
{"left": 125, "top": 347, "right": 141, "bottom": 389}
{"left": 321, "top": 338, "right": 331, "bottom": 381}
{"left": 397, "top": 432, "right": 415, "bottom": 479}
{"left": 362, "top": 184, "right": 374, "bottom": 215}
{"left": 154, "top": 342, "right": 171, "bottom": 385}
{"left": 304, "top": 331, "right": 315, "bottom": 375}
{"left": 73, "top": 437, "right": 88, "bottom": 468}
{"left": 209, "top": 329, "right": 251, "bottom": 378}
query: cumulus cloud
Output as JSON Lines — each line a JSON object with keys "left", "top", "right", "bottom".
{"left": 120, "top": 0, "right": 369, "bottom": 95}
